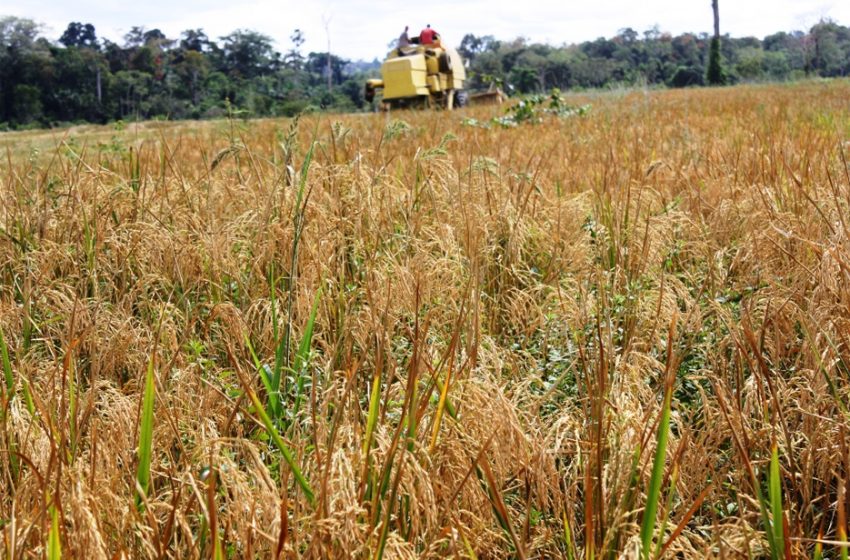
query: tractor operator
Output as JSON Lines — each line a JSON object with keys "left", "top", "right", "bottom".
{"left": 419, "top": 24, "right": 440, "bottom": 46}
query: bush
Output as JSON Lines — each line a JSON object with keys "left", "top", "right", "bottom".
{"left": 669, "top": 66, "right": 705, "bottom": 88}
{"left": 278, "top": 99, "right": 311, "bottom": 117}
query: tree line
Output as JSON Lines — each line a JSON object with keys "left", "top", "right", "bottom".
{"left": 460, "top": 20, "right": 850, "bottom": 93}
{"left": 0, "top": 17, "right": 369, "bottom": 128}
{"left": 1, "top": 15, "right": 849, "bottom": 129}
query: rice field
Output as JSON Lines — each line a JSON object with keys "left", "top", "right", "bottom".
{"left": 2, "top": 80, "right": 850, "bottom": 558}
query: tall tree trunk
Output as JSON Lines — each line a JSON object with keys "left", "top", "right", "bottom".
{"left": 96, "top": 67, "right": 102, "bottom": 103}
{"left": 712, "top": 0, "right": 720, "bottom": 39}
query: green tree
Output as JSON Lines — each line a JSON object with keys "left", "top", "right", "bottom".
{"left": 180, "top": 28, "right": 213, "bottom": 52}
{"left": 810, "top": 20, "right": 848, "bottom": 76}
{"left": 305, "top": 52, "right": 347, "bottom": 86}
{"left": 59, "top": 22, "right": 98, "bottom": 49}
{"left": 762, "top": 51, "right": 790, "bottom": 79}
{"left": 734, "top": 46, "right": 764, "bottom": 80}
{"left": 175, "top": 49, "right": 209, "bottom": 108}
{"left": 285, "top": 29, "right": 306, "bottom": 70}
{"left": 111, "top": 70, "right": 152, "bottom": 118}
{"left": 47, "top": 45, "right": 109, "bottom": 121}
{"left": 0, "top": 16, "right": 49, "bottom": 123}
{"left": 219, "top": 30, "right": 276, "bottom": 79}
{"left": 509, "top": 66, "right": 539, "bottom": 93}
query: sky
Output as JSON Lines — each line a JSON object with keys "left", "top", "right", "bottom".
{"left": 1, "top": 0, "right": 847, "bottom": 61}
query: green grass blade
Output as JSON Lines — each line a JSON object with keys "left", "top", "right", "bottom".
{"left": 244, "top": 334, "right": 262, "bottom": 371}
{"left": 458, "top": 528, "right": 479, "bottom": 560}
{"left": 135, "top": 353, "right": 156, "bottom": 510}
{"left": 48, "top": 503, "right": 61, "bottom": 560}
{"left": 769, "top": 443, "right": 785, "bottom": 558}
{"left": 213, "top": 533, "right": 224, "bottom": 560}
{"left": 0, "top": 325, "right": 14, "bottom": 397}
{"left": 268, "top": 266, "right": 283, "bottom": 420}
{"left": 68, "top": 360, "right": 77, "bottom": 461}
{"left": 432, "top": 374, "right": 458, "bottom": 420}
{"left": 295, "top": 140, "right": 316, "bottom": 209}
{"left": 269, "top": 336, "right": 285, "bottom": 420}
{"left": 22, "top": 378, "right": 35, "bottom": 416}
{"left": 245, "top": 333, "right": 278, "bottom": 418}
{"left": 653, "top": 465, "right": 679, "bottom": 560}
{"left": 563, "top": 511, "right": 576, "bottom": 560}
{"left": 363, "top": 369, "right": 382, "bottom": 460}
{"left": 406, "top": 381, "right": 417, "bottom": 453}
{"left": 429, "top": 366, "right": 452, "bottom": 453}
{"left": 0, "top": 324, "right": 19, "bottom": 479}
{"left": 814, "top": 523, "right": 824, "bottom": 560}
{"left": 754, "top": 467, "right": 778, "bottom": 557}
{"left": 245, "top": 386, "right": 315, "bottom": 507}
{"left": 640, "top": 384, "right": 672, "bottom": 559}
{"left": 269, "top": 263, "right": 278, "bottom": 346}
{"left": 293, "top": 288, "right": 321, "bottom": 375}
{"left": 292, "top": 288, "right": 321, "bottom": 419}
{"left": 257, "top": 364, "right": 275, "bottom": 408}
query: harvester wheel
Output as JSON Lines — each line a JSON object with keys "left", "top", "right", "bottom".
{"left": 455, "top": 90, "right": 469, "bottom": 108}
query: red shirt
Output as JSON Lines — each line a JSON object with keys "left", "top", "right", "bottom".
{"left": 419, "top": 28, "right": 438, "bottom": 45}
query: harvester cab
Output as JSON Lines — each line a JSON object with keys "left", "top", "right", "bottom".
{"left": 365, "top": 36, "right": 467, "bottom": 110}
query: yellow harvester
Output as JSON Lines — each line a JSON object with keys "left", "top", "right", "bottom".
{"left": 365, "top": 43, "right": 467, "bottom": 110}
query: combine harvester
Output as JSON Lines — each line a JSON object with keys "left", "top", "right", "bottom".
{"left": 365, "top": 33, "right": 503, "bottom": 110}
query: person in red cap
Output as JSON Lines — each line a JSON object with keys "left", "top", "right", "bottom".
{"left": 419, "top": 24, "right": 440, "bottom": 46}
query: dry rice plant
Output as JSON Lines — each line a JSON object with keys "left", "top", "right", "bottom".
{"left": 2, "top": 80, "right": 850, "bottom": 558}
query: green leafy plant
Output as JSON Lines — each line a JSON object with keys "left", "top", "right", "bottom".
{"left": 464, "top": 89, "right": 590, "bottom": 128}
